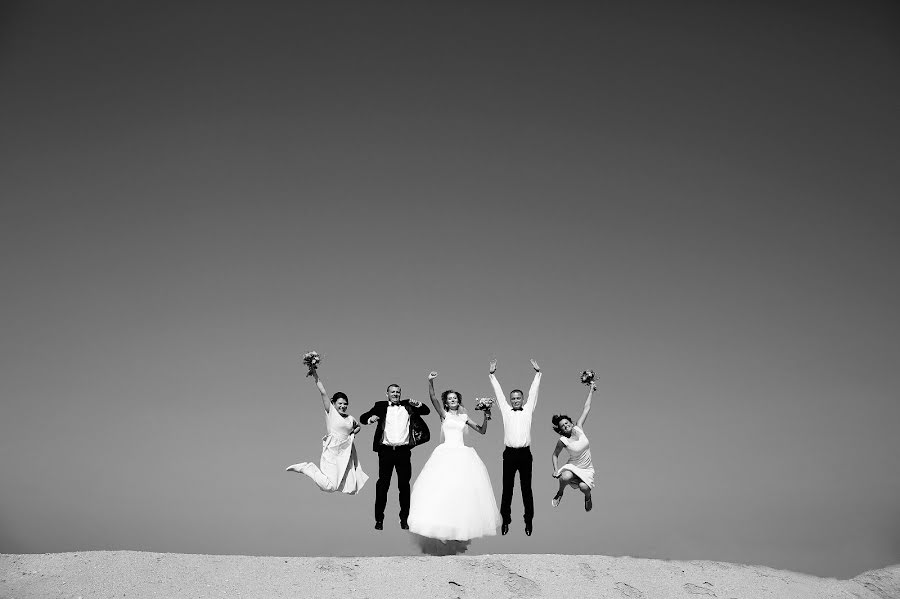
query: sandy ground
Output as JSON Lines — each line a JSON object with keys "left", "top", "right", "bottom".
{"left": 1, "top": 552, "right": 898, "bottom": 599}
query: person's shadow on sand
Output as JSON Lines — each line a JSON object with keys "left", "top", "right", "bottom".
{"left": 411, "top": 534, "right": 471, "bottom": 556}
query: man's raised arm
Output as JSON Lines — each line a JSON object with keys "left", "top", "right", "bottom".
{"left": 526, "top": 359, "right": 542, "bottom": 412}
{"left": 488, "top": 358, "right": 510, "bottom": 410}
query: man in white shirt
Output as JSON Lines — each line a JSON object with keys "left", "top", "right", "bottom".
{"left": 489, "top": 358, "right": 541, "bottom": 536}
{"left": 360, "top": 383, "right": 431, "bottom": 530}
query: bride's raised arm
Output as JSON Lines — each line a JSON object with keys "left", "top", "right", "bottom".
{"left": 427, "top": 371, "right": 445, "bottom": 420}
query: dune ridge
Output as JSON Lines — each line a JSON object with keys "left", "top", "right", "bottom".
{"left": 2, "top": 551, "right": 898, "bottom": 599}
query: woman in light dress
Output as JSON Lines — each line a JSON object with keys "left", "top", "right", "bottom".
{"left": 406, "top": 371, "right": 502, "bottom": 541}
{"left": 550, "top": 381, "right": 596, "bottom": 511}
{"left": 286, "top": 368, "right": 368, "bottom": 494}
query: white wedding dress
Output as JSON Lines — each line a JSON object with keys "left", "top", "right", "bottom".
{"left": 407, "top": 412, "right": 501, "bottom": 540}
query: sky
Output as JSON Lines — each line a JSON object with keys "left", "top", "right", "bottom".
{"left": 1, "top": 0, "right": 899, "bottom": 579}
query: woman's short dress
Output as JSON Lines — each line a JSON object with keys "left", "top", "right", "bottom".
{"left": 556, "top": 425, "right": 594, "bottom": 488}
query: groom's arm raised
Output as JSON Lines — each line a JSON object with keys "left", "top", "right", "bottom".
{"left": 525, "top": 358, "right": 542, "bottom": 412}
{"left": 488, "top": 359, "right": 510, "bottom": 410}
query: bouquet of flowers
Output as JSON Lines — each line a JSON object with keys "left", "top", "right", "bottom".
{"left": 302, "top": 351, "right": 321, "bottom": 376}
{"left": 580, "top": 369, "right": 596, "bottom": 386}
{"left": 474, "top": 397, "right": 495, "bottom": 414}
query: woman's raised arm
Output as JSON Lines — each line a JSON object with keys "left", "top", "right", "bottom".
{"left": 311, "top": 370, "right": 330, "bottom": 413}
{"left": 427, "top": 371, "right": 445, "bottom": 420}
{"left": 576, "top": 382, "right": 595, "bottom": 428}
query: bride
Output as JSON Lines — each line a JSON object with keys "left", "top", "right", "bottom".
{"left": 406, "top": 371, "right": 502, "bottom": 541}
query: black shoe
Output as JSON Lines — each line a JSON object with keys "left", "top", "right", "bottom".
{"left": 525, "top": 522, "right": 533, "bottom": 536}
{"left": 501, "top": 524, "right": 509, "bottom": 535}
{"left": 374, "top": 521, "right": 383, "bottom": 530}
{"left": 400, "top": 520, "right": 409, "bottom": 530}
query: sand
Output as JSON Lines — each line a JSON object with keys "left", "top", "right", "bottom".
{"left": 2, "top": 552, "right": 898, "bottom": 599}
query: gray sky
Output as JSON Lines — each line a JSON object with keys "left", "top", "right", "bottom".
{"left": 1, "top": 1, "right": 898, "bottom": 578}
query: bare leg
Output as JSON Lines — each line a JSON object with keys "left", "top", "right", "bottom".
{"left": 579, "top": 482, "right": 592, "bottom": 511}
{"left": 553, "top": 471, "right": 575, "bottom": 506}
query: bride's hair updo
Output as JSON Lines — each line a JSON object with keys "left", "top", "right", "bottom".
{"left": 551, "top": 414, "right": 573, "bottom": 434}
{"left": 441, "top": 389, "right": 463, "bottom": 410}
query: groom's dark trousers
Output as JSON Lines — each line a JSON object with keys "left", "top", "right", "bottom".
{"left": 501, "top": 446, "right": 534, "bottom": 525}
{"left": 375, "top": 446, "right": 412, "bottom": 523}
{"left": 360, "top": 399, "right": 430, "bottom": 525}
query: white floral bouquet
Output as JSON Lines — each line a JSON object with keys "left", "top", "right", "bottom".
{"left": 474, "top": 397, "right": 494, "bottom": 411}
{"left": 580, "top": 369, "right": 596, "bottom": 386}
{"left": 302, "top": 351, "right": 321, "bottom": 376}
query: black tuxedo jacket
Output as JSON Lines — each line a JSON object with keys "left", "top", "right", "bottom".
{"left": 360, "top": 400, "right": 431, "bottom": 452}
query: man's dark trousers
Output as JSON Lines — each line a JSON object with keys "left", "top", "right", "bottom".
{"left": 501, "top": 446, "right": 534, "bottom": 525}
{"left": 375, "top": 446, "right": 412, "bottom": 524}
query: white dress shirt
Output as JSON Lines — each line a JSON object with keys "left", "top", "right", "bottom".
{"left": 490, "top": 372, "right": 541, "bottom": 448}
{"left": 382, "top": 402, "right": 410, "bottom": 446}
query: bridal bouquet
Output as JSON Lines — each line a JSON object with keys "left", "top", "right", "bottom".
{"left": 302, "top": 351, "right": 321, "bottom": 376}
{"left": 580, "top": 369, "right": 596, "bottom": 386}
{"left": 474, "top": 397, "right": 495, "bottom": 412}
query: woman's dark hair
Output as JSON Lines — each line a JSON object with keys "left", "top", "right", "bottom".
{"left": 551, "top": 414, "right": 572, "bottom": 434}
{"left": 441, "top": 389, "right": 463, "bottom": 410}
{"left": 331, "top": 392, "right": 349, "bottom": 404}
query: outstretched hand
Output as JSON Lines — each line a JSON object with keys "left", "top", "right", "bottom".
{"left": 408, "top": 398, "right": 422, "bottom": 407}
{"left": 427, "top": 371, "right": 438, "bottom": 381}
{"left": 530, "top": 359, "right": 540, "bottom": 372}
{"left": 489, "top": 359, "right": 497, "bottom": 374}
{"left": 367, "top": 415, "right": 380, "bottom": 425}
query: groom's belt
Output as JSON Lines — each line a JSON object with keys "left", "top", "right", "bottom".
{"left": 380, "top": 443, "right": 410, "bottom": 450}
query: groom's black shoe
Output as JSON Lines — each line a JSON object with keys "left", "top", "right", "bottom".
{"left": 374, "top": 521, "right": 383, "bottom": 530}
{"left": 525, "top": 522, "right": 533, "bottom": 536}
{"left": 501, "top": 524, "right": 509, "bottom": 535}
{"left": 400, "top": 520, "right": 409, "bottom": 530}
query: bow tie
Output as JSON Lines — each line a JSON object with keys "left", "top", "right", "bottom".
{"left": 512, "top": 407, "right": 523, "bottom": 411}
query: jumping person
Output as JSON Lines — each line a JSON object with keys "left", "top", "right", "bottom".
{"left": 489, "top": 358, "right": 541, "bottom": 536}
{"left": 550, "top": 381, "right": 596, "bottom": 512}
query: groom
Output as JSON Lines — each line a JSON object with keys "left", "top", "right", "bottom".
{"left": 489, "top": 358, "right": 542, "bottom": 536}
{"left": 360, "top": 384, "right": 430, "bottom": 530}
